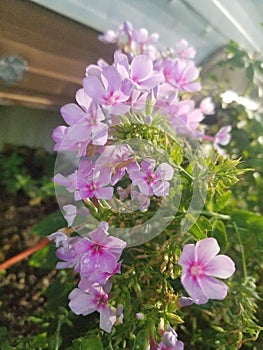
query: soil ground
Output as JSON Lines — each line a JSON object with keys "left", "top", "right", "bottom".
{"left": 0, "top": 146, "right": 58, "bottom": 338}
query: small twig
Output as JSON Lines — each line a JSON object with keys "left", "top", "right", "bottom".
{"left": 0, "top": 237, "right": 50, "bottom": 272}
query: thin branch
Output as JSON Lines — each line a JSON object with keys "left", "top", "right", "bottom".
{"left": 0, "top": 237, "right": 50, "bottom": 272}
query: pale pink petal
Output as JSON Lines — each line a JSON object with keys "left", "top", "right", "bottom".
{"left": 102, "top": 66, "right": 122, "bottom": 94}
{"left": 131, "top": 55, "right": 153, "bottom": 81}
{"left": 96, "top": 186, "right": 114, "bottom": 200}
{"left": 199, "top": 275, "right": 228, "bottom": 300}
{"left": 183, "top": 81, "right": 201, "bottom": 92}
{"left": 92, "top": 123, "right": 108, "bottom": 145}
{"left": 67, "top": 121, "right": 91, "bottom": 142}
{"left": 156, "top": 163, "right": 174, "bottom": 180}
{"left": 108, "top": 103, "right": 130, "bottom": 115}
{"left": 178, "top": 244, "right": 195, "bottom": 267}
{"left": 138, "top": 73, "right": 164, "bottom": 89}
{"left": 100, "top": 307, "right": 116, "bottom": 333}
{"left": 63, "top": 204, "right": 77, "bottom": 227}
{"left": 141, "top": 158, "right": 156, "bottom": 172}
{"left": 52, "top": 125, "right": 67, "bottom": 146}
{"left": 60, "top": 103, "right": 85, "bottom": 125}
{"left": 98, "top": 169, "right": 112, "bottom": 186}
{"left": 75, "top": 88, "right": 92, "bottom": 112}
{"left": 181, "top": 273, "right": 208, "bottom": 304}
{"left": 195, "top": 237, "right": 220, "bottom": 263}
{"left": 175, "top": 341, "right": 184, "bottom": 350}
{"left": 68, "top": 288, "right": 96, "bottom": 315}
{"left": 137, "top": 181, "right": 153, "bottom": 196}
{"left": 83, "top": 76, "right": 106, "bottom": 102}
{"left": 184, "top": 65, "right": 199, "bottom": 82}
{"left": 152, "top": 181, "right": 170, "bottom": 196}
{"left": 205, "top": 255, "right": 235, "bottom": 278}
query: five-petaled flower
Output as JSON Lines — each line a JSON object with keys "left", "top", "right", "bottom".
{"left": 178, "top": 237, "right": 235, "bottom": 304}
{"left": 129, "top": 158, "right": 174, "bottom": 196}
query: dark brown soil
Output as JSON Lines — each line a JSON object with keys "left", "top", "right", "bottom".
{"left": 0, "top": 188, "right": 58, "bottom": 337}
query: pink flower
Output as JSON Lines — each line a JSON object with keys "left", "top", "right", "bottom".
{"left": 68, "top": 285, "right": 116, "bottom": 333}
{"left": 200, "top": 97, "right": 215, "bottom": 115}
{"left": 53, "top": 89, "right": 108, "bottom": 156}
{"left": 74, "top": 222, "right": 126, "bottom": 276}
{"left": 160, "top": 58, "right": 201, "bottom": 93}
{"left": 129, "top": 158, "right": 174, "bottom": 196}
{"left": 167, "top": 100, "right": 204, "bottom": 136}
{"left": 158, "top": 327, "right": 184, "bottom": 350}
{"left": 83, "top": 66, "right": 132, "bottom": 115}
{"left": 95, "top": 144, "right": 139, "bottom": 186}
{"left": 76, "top": 159, "right": 114, "bottom": 201}
{"left": 178, "top": 237, "right": 235, "bottom": 304}
{"left": 129, "top": 55, "right": 164, "bottom": 90}
{"left": 213, "top": 126, "right": 232, "bottom": 154}
{"left": 176, "top": 38, "right": 196, "bottom": 60}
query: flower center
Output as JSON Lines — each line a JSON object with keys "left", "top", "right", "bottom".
{"left": 94, "top": 291, "right": 108, "bottom": 309}
{"left": 190, "top": 263, "right": 204, "bottom": 277}
{"left": 145, "top": 173, "right": 156, "bottom": 184}
{"left": 87, "top": 182, "right": 97, "bottom": 191}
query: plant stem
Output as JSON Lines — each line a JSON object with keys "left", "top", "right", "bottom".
{"left": 233, "top": 221, "right": 248, "bottom": 282}
{"left": 0, "top": 237, "right": 50, "bottom": 272}
{"left": 199, "top": 210, "right": 231, "bottom": 220}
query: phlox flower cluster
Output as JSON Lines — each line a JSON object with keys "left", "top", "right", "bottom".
{"left": 53, "top": 21, "right": 231, "bottom": 158}
{"left": 49, "top": 222, "right": 126, "bottom": 333}
{"left": 49, "top": 21, "right": 236, "bottom": 344}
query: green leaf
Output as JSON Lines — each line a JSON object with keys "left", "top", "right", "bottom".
{"left": 134, "top": 330, "right": 146, "bottom": 349}
{"left": 215, "top": 190, "right": 232, "bottom": 211}
{"left": 70, "top": 335, "right": 104, "bottom": 350}
{"left": 45, "top": 277, "right": 73, "bottom": 310}
{"left": 31, "top": 210, "right": 66, "bottom": 236}
{"left": 231, "top": 210, "right": 263, "bottom": 246}
{"left": 28, "top": 245, "right": 57, "bottom": 269}
{"left": 80, "top": 336, "right": 95, "bottom": 349}
{"left": 211, "top": 220, "right": 227, "bottom": 252}
{"left": 246, "top": 64, "right": 254, "bottom": 82}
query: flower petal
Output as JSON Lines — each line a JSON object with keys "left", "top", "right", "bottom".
{"left": 60, "top": 103, "right": 85, "bottom": 125}
{"left": 100, "top": 307, "right": 116, "bottom": 333}
{"left": 68, "top": 288, "right": 96, "bottom": 315}
{"left": 152, "top": 181, "right": 170, "bottom": 196}
{"left": 181, "top": 273, "right": 208, "bottom": 304}
{"left": 195, "top": 237, "right": 220, "bottom": 263}
{"left": 178, "top": 244, "right": 195, "bottom": 267}
{"left": 96, "top": 186, "right": 114, "bottom": 200}
{"left": 199, "top": 275, "right": 228, "bottom": 301}
{"left": 131, "top": 55, "right": 153, "bottom": 81}
{"left": 156, "top": 163, "right": 174, "bottom": 181}
{"left": 205, "top": 255, "right": 235, "bottom": 278}
{"left": 83, "top": 76, "right": 106, "bottom": 102}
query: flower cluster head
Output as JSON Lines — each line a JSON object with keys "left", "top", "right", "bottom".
{"left": 49, "top": 20, "right": 236, "bottom": 344}
{"left": 49, "top": 222, "right": 126, "bottom": 332}
{"left": 53, "top": 20, "right": 231, "bottom": 158}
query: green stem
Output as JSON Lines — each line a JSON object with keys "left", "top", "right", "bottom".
{"left": 54, "top": 318, "right": 62, "bottom": 350}
{"left": 178, "top": 210, "right": 231, "bottom": 220}
{"left": 233, "top": 221, "right": 248, "bottom": 282}
{"left": 177, "top": 165, "right": 193, "bottom": 180}
{"left": 199, "top": 210, "right": 231, "bottom": 220}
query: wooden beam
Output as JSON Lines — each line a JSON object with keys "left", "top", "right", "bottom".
{"left": 0, "top": 0, "right": 115, "bottom": 110}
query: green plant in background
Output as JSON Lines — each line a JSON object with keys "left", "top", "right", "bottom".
{"left": 0, "top": 146, "right": 56, "bottom": 204}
